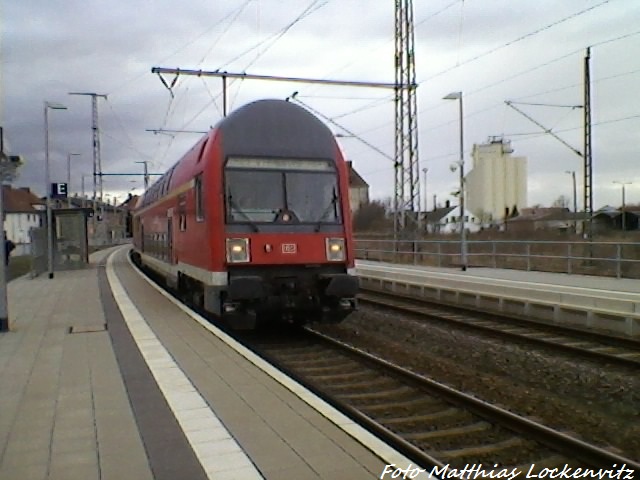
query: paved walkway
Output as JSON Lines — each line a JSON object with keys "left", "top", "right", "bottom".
{"left": 0, "top": 248, "right": 424, "bottom": 479}
{"left": 0, "top": 248, "right": 152, "bottom": 480}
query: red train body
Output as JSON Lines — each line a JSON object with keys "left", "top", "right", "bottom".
{"left": 131, "top": 99, "right": 358, "bottom": 329}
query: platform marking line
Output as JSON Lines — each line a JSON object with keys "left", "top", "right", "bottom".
{"left": 106, "top": 252, "right": 264, "bottom": 480}
{"left": 123, "top": 248, "right": 425, "bottom": 470}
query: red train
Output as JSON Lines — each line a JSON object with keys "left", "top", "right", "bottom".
{"left": 131, "top": 99, "right": 358, "bottom": 329}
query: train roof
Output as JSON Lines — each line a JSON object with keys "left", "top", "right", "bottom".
{"left": 135, "top": 99, "right": 341, "bottom": 211}
{"left": 218, "top": 99, "right": 337, "bottom": 161}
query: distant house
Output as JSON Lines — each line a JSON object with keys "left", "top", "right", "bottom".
{"left": 346, "top": 161, "right": 369, "bottom": 214}
{"left": 3, "top": 186, "right": 45, "bottom": 253}
{"left": 507, "top": 207, "right": 588, "bottom": 233}
{"left": 593, "top": 206, "right": 639, "bottom": 232}
{"left": 423, "top": 201, "right": 482, "bottom": 234}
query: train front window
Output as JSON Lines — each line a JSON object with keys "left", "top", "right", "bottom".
{"left": 225, "top": 158, "right": 342, "bottom": 224}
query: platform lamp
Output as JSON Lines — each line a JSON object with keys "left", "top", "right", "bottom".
{"left": 422, "top": 167, "right": 428, "bottom": 230}
{"left": 613, "top": 181, "right": 632, "bottom": 232}
{"left": 443, "top": 91, "right": 467, "bottom": 271}
{"left": 44, "top": 101, "right": 68, "bottom": 279}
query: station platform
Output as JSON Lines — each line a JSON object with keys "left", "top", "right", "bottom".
{"left": 356, "top": 260, "right": 640, "bottom": 337}
{"left": 0, "top": 246, "right": 424, "bottom": 480}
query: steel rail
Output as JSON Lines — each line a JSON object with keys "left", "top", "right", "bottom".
{"left": 303, "top": 327, "right": 640, "bottom": 469}
{"left": 359, "top": 289, "right": 640, "bottom": 369}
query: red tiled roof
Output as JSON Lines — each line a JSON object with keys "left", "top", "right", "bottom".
{"left": 3, "top": 186, "right": 44, "bottom": 212}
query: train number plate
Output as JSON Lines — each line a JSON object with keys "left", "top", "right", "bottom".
{"left": 281, "top": 243, "right": 297, "bottom": 254}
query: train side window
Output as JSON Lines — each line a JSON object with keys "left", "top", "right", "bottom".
{"left": 195, "top": 174, "right": 204, "bottom": 222}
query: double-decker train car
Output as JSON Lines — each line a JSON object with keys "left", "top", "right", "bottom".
{"left": 131, "top": 99, "right": 358, "bottom": 329}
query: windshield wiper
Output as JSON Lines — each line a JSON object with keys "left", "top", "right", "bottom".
{"left": 314, "top": 190, "right": 338, "bottom": 232}
{"left": 227, "top": 194, "right": 259, "bottom": 232}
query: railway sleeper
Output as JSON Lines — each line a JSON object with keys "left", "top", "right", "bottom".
{"left": 337, "top": 386, "right": 414, "bottom": 401}
{"left": 310, "top": 371, "right": 375, "bottom": 383}
{"left": 359, "top": 396, "right": 441, "bottom": 412}
{"left": 437, "top": 436, "right": 531, "bottom": 460}
{"left": 381, "top": 407, "right": 461, "bottom": 425}
{"left": 404, "top": 421, "right": 492, "bottom": 441}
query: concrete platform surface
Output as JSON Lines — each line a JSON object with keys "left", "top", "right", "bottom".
{"left": 0, "top": 247, "right": 429, "bottom": 480}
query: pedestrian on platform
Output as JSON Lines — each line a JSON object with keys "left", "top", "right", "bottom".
{"left": 5, "top": 233, "right": 15, "bottom": 266}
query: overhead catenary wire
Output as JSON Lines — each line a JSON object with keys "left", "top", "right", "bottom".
{"left": 219, "top": 0, "right": 329, "bottom": 70}
{"left": 418, "top": 0, "right": 612, "bottom": 83}
{"left": 107, "top": 2, "right": 254, "bottom": 96}
{"left": 289, "top": 94, "right": 394, "bottom": 162}
{"left": 328, "top": 3, "right": 625, "bottom": 127}
{"left": 346, "top": 30, "right": 640, "bottom": 144}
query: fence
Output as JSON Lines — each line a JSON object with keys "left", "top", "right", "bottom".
{"left": 354, "top": 237, "right": 640, "bottom": 279}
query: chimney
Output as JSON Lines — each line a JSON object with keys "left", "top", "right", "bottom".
{"left": 445, "top": 199, "right": 450, "bottom": 208}
{"left": 20, "top": 187, "right": 31, "bottom": 194}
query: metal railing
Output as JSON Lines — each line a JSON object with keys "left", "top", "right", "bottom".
{"left": 354, "top": 237, "right": 640, "bottom": 279}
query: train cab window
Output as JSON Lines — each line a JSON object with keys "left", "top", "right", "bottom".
{"left": 195, "top": 174, "right": 204, "bottom": 222}
{"left": 224, "top": 157, "right": 341, "bottom": 225}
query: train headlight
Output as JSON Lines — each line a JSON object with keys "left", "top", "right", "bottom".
{"left": 226, "top": 238, "right": 250, "bottom": 263}
{"left": 326, "top": 238, "right": 345, "bottom": 261}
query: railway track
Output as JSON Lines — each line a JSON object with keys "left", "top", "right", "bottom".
{"left": 245, "top": 327, "right": 640, "bottom": 471}
{"left": 132, "top": 257, "right": 639, "bottom": 469}
{"left": 358, "top": 289, "right": 640, "bottom": 369}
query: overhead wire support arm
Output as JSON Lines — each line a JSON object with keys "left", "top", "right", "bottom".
{"left": 505, "top": 100, "right": 583, "bottom": 157}
{"left": 156, "top": 72, "right": 180, "bottom": 98}
{"left": 151, "top": 67, "right": 403, "bottom": 90}
{"left": 145, "top": 128, "right": 208, "bottom": 135}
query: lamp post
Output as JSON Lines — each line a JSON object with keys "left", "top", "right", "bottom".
{"left": 44, "top": 101, "right": 68, "bottom": 279}
{"left": 443, "top": 91, "right": 467, "bottom": 271}
{"left": 565, "top": 170, "right": 577, "bottom": 233}
{"left": 613, "top": 181, "right": 632, "bottom": 231}
{"left": 422, "top": 167, "right": 428, "bottom": 231}
{"left": 67, "top": 153, "right": 81, "bottom": 208}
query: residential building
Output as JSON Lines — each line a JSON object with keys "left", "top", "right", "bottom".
{"left": 593, "top": 206, "right": 640, "bottom": 232}
{"left": 3, "top": 186, "right": 45, "bottom": 254}
{"left": 347, "top": 161, "right": 369, "bottom": 214}
{"left": 423, "top": 201, "right": 483, "bottom": 234}
{"left": 465, "top": 137, "right": 527, "bottom": 224}
{"left": 507, "top": 207, "right": 581, "bottom": 233}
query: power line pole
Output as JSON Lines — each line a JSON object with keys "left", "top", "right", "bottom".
{"left": 583, "top": 47, "right": 593, "bottom": 241}
{"left": 135, "top": 161, "right": 150, "bottom": 190}
{"left": 394, "top": 0, "right": 420, "bottom": 236}
{"left": 69, "top": 92, "right": 107, "bottom": 238}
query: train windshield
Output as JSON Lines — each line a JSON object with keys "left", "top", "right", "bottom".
{"left": 225, "top": 158, "right": 342, "bottom": 225}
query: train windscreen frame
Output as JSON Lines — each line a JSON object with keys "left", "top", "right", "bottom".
{"left": 224, "top": 157, "right": 342, "bottom": 225}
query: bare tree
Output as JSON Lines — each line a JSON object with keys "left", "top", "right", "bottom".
{"left": 352, "top": 200, "right": 391, "bottom": 231}
{"left": 551, "top": 195, "right": 570, "bottom": 208}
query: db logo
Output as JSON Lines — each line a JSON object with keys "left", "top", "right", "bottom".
{"left": 281, "top": 243, "right": 297, "bottom": 254}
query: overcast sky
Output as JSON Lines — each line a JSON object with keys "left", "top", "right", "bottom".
{"left": 2, "top": 0, "right": 639, "bottom": 210}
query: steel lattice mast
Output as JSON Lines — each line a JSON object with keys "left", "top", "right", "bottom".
{"left": 394, "top": 0, "right": 420, "bottom": 235}
{"left": 583, "top": 47, "right": 593, "bottom": 240}
{"left": 69, "top": 92, "right": 107, "bottom": 223}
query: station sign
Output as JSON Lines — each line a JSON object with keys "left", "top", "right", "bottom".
{"left": 51, "top": 182, "right": 68, "bottom": 199}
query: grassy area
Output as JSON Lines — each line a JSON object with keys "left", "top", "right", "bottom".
{"left": 8, "top": 256, "right": 31, "bottom": 281}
